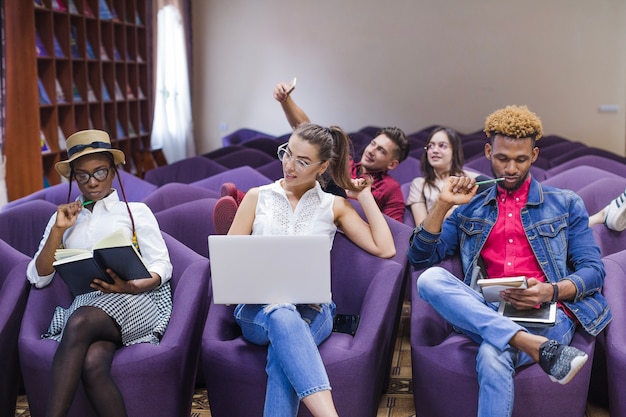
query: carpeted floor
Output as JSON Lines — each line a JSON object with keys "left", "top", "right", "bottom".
{"left": 14, "top": 302, "right": 610, "bottom": 416}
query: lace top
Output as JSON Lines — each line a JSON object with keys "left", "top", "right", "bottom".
{"left": 253, "top": 180, "right": 337, "bottom": 247}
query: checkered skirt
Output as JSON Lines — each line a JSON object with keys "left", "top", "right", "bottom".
{"left": 42, "top": 282, "right": 172, "bottom": 346}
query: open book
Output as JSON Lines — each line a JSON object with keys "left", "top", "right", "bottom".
{"left": 498, "top": 302, "right": 557, "bottom": 327}
{"left": 477, "top": 276, "right": 527, "bottom": 303}
{"left": 53, "top": 229, "right": 150, "bottom": 296}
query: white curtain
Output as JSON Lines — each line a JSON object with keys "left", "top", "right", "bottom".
{"left": 150, "top": 4, "right": 195, "bottom": 164}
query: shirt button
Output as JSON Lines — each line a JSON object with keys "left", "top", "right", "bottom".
{"left": 507, "top": 262, "right": 512, "bottom": 266}
{"left": 509, "top": 239, "right": 513, "bottom": 243}
{"left": 508, "top": 213, "right": 513, "bottom": 217}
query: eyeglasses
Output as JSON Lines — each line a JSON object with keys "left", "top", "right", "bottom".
{"left": 424, "top": 142, "right": 450, "bottom": 152}
{"left": 73, "top": 167, "right": 110, "bottom": 185}
{"left": 277, "top": 143, "right": 323, "bottom": 172}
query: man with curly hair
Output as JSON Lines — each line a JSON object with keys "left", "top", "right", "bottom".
{"left": 408, "top": 105, "right": 611, "bottom": 416}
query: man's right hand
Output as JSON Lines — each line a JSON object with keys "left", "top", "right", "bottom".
{"left": 439, "top": 176, "right": 478, "bottom": 206}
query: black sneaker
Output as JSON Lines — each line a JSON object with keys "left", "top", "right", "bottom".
{"left": 538, "top": 340, "right": 588, "bottom": 385}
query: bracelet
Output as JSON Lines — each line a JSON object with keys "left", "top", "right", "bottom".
{"left": 551, "top": 282, "right": 559, "bottom": 303}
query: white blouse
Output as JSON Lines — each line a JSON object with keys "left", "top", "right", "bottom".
{"left": 252, "top": 180, "right": 337, "bottom": 248}
{"left": 27, "top": 190, "right": 172, "bottom": 288}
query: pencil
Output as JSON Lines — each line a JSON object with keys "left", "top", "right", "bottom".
{"left": 475, "top": 178, "right": 505, "bottom": 186}
{"left": 82, "top": 200, "right": 95, "bottom": 206}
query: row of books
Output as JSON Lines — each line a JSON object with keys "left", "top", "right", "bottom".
{"left": 40, "top": 118, "right": 147, "bottom": 155}
{"left": 36, "top": 0, "right": 143, "bottom": 25}
{"left": 39, "top": 76, "right": 146, "bottom": 105}
{"left": 36, "top": 29, "right": 144, "bottom": 62}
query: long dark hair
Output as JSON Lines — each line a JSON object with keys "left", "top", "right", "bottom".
{"left": 419, "top": 126, "right": 465, "bottom": 199}
{"left": 293, "top": 123, "right": 364, "bottom": 192}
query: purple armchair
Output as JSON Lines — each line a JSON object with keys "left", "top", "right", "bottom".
{"left": 2, "top": 170, "right": 156, "bottom": 211}
{"left": 213, "top": 148, "right": 277, "bottom": 169}
{"left": 143, "top": 156, "right": 228, "bottom": 186}
{"left": 541, "top": 165, "right": 622, "bottom": 192}
{"left": 155, "top": 198, "right": 217, "bottom": 257}
{"left": 410, "top": 255, "right": 596, "bottom": 416}
{"left": 18, "top": 233, "right": 211, "bottom": 417}
{"left": 388, "top": 156, "right": 421, "bottom": 185}
{"left": 221, "top": 128, "right": 273, "bottom": 147}
{"left": 0, "top": 199, "right": 57, "bottom": 256}
{"left": 255, "top": 159, "right": 284, "bottom": 181}
{"left": 191, "top": 166, "right": 272, "bottom": 194}
{"left": 577, "top": 177, "right": 626, "bottom": 218}
{"left": 202, "top": 232, "right": 404, "bottom": 417}
{"left": 599, "top": 250, "right": 626, "bottom": 417}
{"left": 0, "top": 240, "right": 31, "bottom": 417}
{"left": 141, "top": 182, "right": 219, "bottom": 213}
{"left": 242, "top": 137, "right": 282, "bottom": 157}
{"left": 546, "top": 155, "right": 626, "bottom": 179}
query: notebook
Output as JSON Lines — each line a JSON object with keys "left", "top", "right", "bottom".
{"left": 208, "top": 234, "right": 332, "bottom": 304}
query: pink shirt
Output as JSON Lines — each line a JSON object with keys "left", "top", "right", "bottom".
{"left": 481, "top": 177, "right": 545, "bottom": 282}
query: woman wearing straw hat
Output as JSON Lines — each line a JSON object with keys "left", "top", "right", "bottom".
{"left": 26, "top": 129, "right": 172, "bottom": 417}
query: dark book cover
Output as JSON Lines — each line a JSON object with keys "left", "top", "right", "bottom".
{"left": 70, "top": 26, "right": 80, "bottom": 58}
{"left": 36, "top": 31, "right": 48, "bottom": 57}
{"left": 38, "top": 78, "right": 51, "bottom": 105}
{"left": 53, "top": 35, "right": 65, "bottom": 58}
{"left": 99, "top": 0, "right": 112, "bottom": 19}
{"left": 83, "top": 0, "right": 94, "bottom": 17}
{"left": 55, "top": 256, "right": 111, "bottom": 296}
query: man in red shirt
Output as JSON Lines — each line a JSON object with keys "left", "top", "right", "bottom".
{"left": 273, "top": 81, "right": 409, "bottom": 223}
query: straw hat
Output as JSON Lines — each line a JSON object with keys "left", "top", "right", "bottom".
{"left": 55, "top": 130, "right": 125, "bottom": 178}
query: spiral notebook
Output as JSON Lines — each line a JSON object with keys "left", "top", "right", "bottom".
{"left": 208, "top": 234, "right": 331, "bottom": 304}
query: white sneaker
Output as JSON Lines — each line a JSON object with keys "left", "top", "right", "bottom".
{"left": 604, "top": 190, "right": 626, "bottom": 231}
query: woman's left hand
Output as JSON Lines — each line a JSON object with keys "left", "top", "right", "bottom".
{"left": 345, "top": 177, "right": 372, "bottom": 200}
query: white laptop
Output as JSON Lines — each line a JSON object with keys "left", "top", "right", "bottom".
{"left": 208, "top": 234, "right": 332, "bottom": 304}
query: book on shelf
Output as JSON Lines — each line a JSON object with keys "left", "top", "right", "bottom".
{"left": 135, "top": 12, "right": 143, "bottom": 26}
{"left": 85, "top": 38, "right": 96, "bottom": 59}
{"left": 477, "top": 276, "right": 527, "bottom": 303}
{"left": 89, "top": 116, "right": 95, "bottom": 129}
{"left": 52, "top": 0, "right": 67, "bottom": 11}
{"left": 113, "top": 45, "right": 122, "bottom": 61}
{"left": 128, "top": 121, "right": 137, "bottom": 136}
{"left": 72, "top": 81, "right": 83, "bottom": 102}
{"left": 87, "top": 81, "right": 97, "bottom": 102}
{"left": 70, "top": 26, "right": 80, "bottom": 58}
{"left": 55, "top": 78, "right": 67, "bottom": 103}
{"left": 36, "top": 31, "right": 48, "bottom": 57}
{"left": 126, "top": 82, "right": 135, "bottom": 99}
{"left": 68, "top": 0, "right": 79, "bottom": 14}
{"left": 38, "top": 78, "right": 51, "bottom": 105}
{"left": 101, "top": 80, "right": 111, "bottom": 101}
{"left": 114, "top": 80, "right": 124, "bottom": 100}
{"left": 137, "top": 85, "right": 146, "bottom": 99}
{"left": 53, "top": 35, "right": 65, "bottom": 58}
{"left": 58, "top": 126, "right": 67, "bottom": 150}
{"left": 53, "top": 229, "right": 151, "bottom": 297}
{"left": 83, "top": 0, "right": 94, "bottom": 17}
{"left": 116, "top": 119, "right": 126, "bottom": 137}
{"left": 498, "top": 302, "right": 557, "bottom": 327}
{"left": 34, "top": 0, "right": 45, "bottom": 8}
{"left": 40, "top": 130, "right": 51, "bottom": 153}
{"left": 139, "top": 120, "right": 147, "bottom": 134}
{"left": 100, "top": 42, "right": 109, "bottom": 60}
{"left": 99, "top": 0, "right": 113, "bottom": 20}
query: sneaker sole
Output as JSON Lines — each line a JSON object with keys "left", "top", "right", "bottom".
{"left": 213, "top": 196, "right": 238, "bottom": 235}
{"left": 549, "top": 353, "right": 588, "bottom": 385}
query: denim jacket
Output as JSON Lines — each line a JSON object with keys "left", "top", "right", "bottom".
{"left": 408, "top": 177, "right": 611, "bottom": 336}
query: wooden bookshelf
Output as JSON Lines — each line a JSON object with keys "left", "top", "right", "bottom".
{"left": 5, "top": 0, "right": 153, "bottom": 200}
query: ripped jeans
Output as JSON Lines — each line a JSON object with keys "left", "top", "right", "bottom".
{"left": 234, "top": 302, "right": 336, "bottom": 417}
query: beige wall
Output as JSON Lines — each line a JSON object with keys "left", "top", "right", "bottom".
{"left": 191, "top": 0, "right": 626, "bottom": 156}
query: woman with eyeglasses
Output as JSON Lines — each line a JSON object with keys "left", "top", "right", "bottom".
{"left": 227, "top": 123, "right": 395, "bottom": 417}
{"left": 406, "top": 126, "right": 479, "bottom": 225}
{"left": 26, "top": 130, "right": 172, "bottom": 417}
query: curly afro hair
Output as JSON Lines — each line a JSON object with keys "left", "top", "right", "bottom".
{"left": 483, "top": 105, "right": 543, "bottom": 141}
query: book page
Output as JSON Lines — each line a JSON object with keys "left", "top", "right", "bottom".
{"left": 477, "top": 276, "right": 527, "bottom": 303}
{"left": 92, "top": 229, "right": 132, "bottom": 249}
{"left": 54, "top": 248, "right": 91, "bottom": 262}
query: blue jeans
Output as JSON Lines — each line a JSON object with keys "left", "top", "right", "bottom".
{"left": 234, "top": 302, "right": 336, "bottom": 417}
{"left": 417, "top": 267, "right": 576, "bottom": 417}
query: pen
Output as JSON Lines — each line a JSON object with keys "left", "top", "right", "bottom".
{"left": 82, "top": 200, "right": 95, "bottom": 206}
{"left": 475, "top": 178, "right": 505, "bottom": 186}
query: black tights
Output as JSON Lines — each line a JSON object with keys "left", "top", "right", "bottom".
{"left": 45, "top": 306, "right": 128, "bottom": 417}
